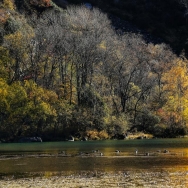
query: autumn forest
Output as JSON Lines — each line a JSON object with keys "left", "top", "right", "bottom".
{"left": 1, "top": 0, "right": 188, "bottom": 141}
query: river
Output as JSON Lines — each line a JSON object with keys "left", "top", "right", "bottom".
{"left": 0, "top": 138, "right": 188, "bottom": 177}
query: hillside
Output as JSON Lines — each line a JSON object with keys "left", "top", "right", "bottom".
{"left": 0, "top": 0, "right": 188, "bottom": 142}
{"left": 11, "top": 0, "right": 188, "bottom": 55}
{"left": 61, "top": 0, "right": 188, "bottom": 55}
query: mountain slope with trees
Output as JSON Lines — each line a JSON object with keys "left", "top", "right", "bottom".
{"left": 0, "top": 0, "right": 188, "bottom": 141}
{"left": 65, "top": 0, "right": 188, "bottom": 55}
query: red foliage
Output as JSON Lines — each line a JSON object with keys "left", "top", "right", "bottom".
{"left": 23, "top": 74, "right": 34, "bottom": 80}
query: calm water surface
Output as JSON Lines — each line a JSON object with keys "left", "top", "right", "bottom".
{"left": 0, "top": 138, "right": 188, "bottom": 176}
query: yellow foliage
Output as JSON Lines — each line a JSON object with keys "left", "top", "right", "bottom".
{"left": 98, "top": 130, "right": 109, "bottom": 139}
{"left": 0, "top": 46, "right": 9, "bottom": 59}
{"left": 43, "top": 89, "right": 58, "bottom": 103}
{"left": 24, "top": 80, "right": 57, "bottom": 117}
{"left": 85, "top": 129, "right": 109, "bottom": 140}
{"left": 3, "top": 0, "right": 15, "bottom": 10}
{"left": 0, "top": 79, "right": 9, "bottom": 111}
{"left": 4, "top": 15, "right": 34, "bottom": 54}
{"left": 182, "top": 107, "right": 188, "bottom": 122}
{"left": 10, "top": 81, "right": 27, "bottom": 102}
{"left": 0, "top": 78, "right": 8, "bottom": 97}
{"left": 4, "top": 31, "right": 20, "bottom": 49}
{"left": 98, "top": 41, "right": 106, "bottom": 50}
{"left": 5, "top": 31, "right": 26, "bottom": 49}
{"left": 57, "top": 81, "right": 77, "bottom": 104}
{"left": 163, "top": 58, "right": 188, "bottom": 93}
{"left": 39, "top": 101, "right": 55, "bottom": 116}
{"left": 162, "top": 57, "right": 188, "bottom": 125}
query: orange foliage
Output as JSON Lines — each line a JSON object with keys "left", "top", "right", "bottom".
{"left": 30, "top": 0, "right": 52, "bottom": 7}
{"left": 156, "top": 108, "right": 169, "bottom": 122}
{"left": 85, "top": 129, "right": 109, "bottom": 140}
{"left": 0, "top": 9, "right": 9, "bottom": 23}
{"left": 157, "top": 108, "right": 182, "bottom": 125}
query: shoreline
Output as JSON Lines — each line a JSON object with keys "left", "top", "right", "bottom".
{"left": 0, "top": 169, "right": 188, "bottom": 188}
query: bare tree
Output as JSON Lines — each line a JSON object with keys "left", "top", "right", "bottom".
{"left": 29, "top": 10, "right": 67, "bottom": 89}
{"left": 65, "top": 5, "right": 112, "bottom": 106}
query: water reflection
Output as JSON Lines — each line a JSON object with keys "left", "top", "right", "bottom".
{"left": 0, "top": 139, "right": 188, "bottom": 177}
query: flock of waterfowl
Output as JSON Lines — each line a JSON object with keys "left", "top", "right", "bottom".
{"left": 55, "top": 149, "right": 184, "bottom": 158}
{"left": 0, "top": 149, "right": 185, "bottom": 160}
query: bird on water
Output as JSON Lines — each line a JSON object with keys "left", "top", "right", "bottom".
{"left": 135, "top": 149, "right": 138, "bottom": 155}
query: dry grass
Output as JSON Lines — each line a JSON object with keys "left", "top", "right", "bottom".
{"left": 126, "top": 132, "right": 153, "bottom": 140}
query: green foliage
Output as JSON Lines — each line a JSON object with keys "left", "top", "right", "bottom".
{"left": 0, "top": 79, "right": 27, "bottom": 139}
{"left": 0, "top": 79, "right": 59, "bottom": 140}
{"left": 79, "top": 85, "right": 104, "bottom": 108}
{"left": 4, "top": 16, "right": 20, "bottom": 34}
{"left": 134, "top": 111, "right": 160, "bottom": 133}
{"left": 106, "top": 114, "right": 129, "bottom": 135}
